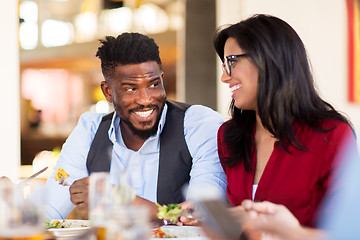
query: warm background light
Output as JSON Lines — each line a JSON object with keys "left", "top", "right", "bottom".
{"left": 19, "top": 0, "right": 38, "bottom": 50}
{"left": 41, "top": 20, "right": 74, "bottom": 47}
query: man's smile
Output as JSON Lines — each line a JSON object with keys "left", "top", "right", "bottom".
{"left": 134, "top": 109, "right": 155, "bottom": 118}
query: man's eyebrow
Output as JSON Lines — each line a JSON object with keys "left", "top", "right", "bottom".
{"left": 120, "top": 82, "right": 137, "bottom": 86}
{"left": 120, "top": 75, "right": 161, "bottom": 86}
{"left": 149, "top": 77, "right": 161, "bottom": 82}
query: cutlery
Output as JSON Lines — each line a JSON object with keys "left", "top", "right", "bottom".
{"left": 163, "top": 209, "right": 197, "bottom": 225}
{"left": 22, "top": 166, "right": 48, "bottom": 183}
{"left": 58, "top": 175, "right": 71, "bottom": 186}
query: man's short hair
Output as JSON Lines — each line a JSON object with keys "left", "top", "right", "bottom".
{"left": 96, "top": 32, "right": 162, "bottom": 80}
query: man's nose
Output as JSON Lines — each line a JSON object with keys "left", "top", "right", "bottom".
{"left": 135, "top": 88, "right": 152, "bottom": 106}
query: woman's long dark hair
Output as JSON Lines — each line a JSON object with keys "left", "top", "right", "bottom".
{"left": 214, "top": 14, "right": 352, "bottom": 171}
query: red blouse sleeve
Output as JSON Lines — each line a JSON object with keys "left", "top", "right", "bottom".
{"left": 217, "top": 123, "right": 227, "bottom": 174}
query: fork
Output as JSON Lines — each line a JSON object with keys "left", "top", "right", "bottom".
{"left": 21, "top": 166, "right": 48, "bottom": 184}
{"left": 163, "top": 209, "right": 197, "bottom": 225}
{"left": 58, "top": 175, "right": 71, "bottom": 186}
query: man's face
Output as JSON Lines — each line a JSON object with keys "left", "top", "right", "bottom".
{"left": 101, "top": 61, "right": 166, "bottom": 139}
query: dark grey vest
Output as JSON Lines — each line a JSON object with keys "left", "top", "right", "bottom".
{"left": 86, "top": 100, "right": 192, "bottom": 204}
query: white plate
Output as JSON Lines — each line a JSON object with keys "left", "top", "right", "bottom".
{"left": 47, "top": 220, "right": 92, "bottom": 239}
{"left": 151, "top": 226, "right": 208, "bottom": 240}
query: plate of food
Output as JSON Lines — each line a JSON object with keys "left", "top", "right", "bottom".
{"left": 151, "top": 226, "right": 208, "bottom": 239}
{"left": 46, "top": 219, "right": 92, "bottom": 239}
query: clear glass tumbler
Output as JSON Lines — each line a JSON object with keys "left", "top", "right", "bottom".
{"left": 89, "top": 171, "right": 138, "bottom": 240}
{"left": 105, "top": 206, "right": 150, "bottom": 240}
{"left": 89, "top": 172, "right": 113, "bottom": 240}
{"left": 0, "top": 179, "right": 45, "bottom": 240}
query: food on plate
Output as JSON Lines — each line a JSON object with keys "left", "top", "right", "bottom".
{"left": 54, "top": 168, "right": 70, "bottom": 185}
{"left": 156, "top": 203, "right": 183, "bottom": 224}
{"left": 45, "top": 219, "right": 92, "bottom": 229}
{"left": 151, "top": 226, "right": 206, "bottom": 238}
{"left": 45, "top": 219, "right": 70, "bottom": 229}
{"left": 151, "top": 227, "right": 175, "bottom": 238}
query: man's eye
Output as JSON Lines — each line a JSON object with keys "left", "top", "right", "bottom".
{"left": 150, "top": 82, "right": 159, "bottom": 88}
{"left": 125, "top": 88, "right": 136, "bottom": 92}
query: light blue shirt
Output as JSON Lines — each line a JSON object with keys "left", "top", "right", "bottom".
{"left": 318, "top": 136, "right": 360, "bottom": 239}
{"left": 45, "top": 103, "right": 227, "bottom": 219}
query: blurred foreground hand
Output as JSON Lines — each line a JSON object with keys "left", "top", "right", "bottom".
{"left": 240, "top": 200, "right": 328, "bottom": 240}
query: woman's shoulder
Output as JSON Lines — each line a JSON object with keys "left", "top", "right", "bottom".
{"left": 218, "top": 119, "right": 232, "bottom": 134}
{"left": 297, "top": 118, "right": 351, "bottom": 132}
{"left": 320, "top": 118, "right": 352, "bottom": 132}
{"left": 300, "top": 118, "right": 354, "bottom": 141}
{"left": 293, "top": 118, "right": 354, "bottom": 147}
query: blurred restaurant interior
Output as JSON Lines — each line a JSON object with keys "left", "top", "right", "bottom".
{"left": 1, "top": 0, "right": 360, "bottom": 180}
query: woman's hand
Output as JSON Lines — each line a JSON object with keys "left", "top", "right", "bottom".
{"left": 240, "top": 200, "right": 326, "bottom": 240}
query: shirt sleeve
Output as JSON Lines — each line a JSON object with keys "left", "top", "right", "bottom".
{"left": 319, "top": 122, "right": 358, "bottom": 217}
{"left": 319, "top": 131, "right": 360, "bottom": 237}
{"left": 45, "top": 112, "right": 105, "bottom": 219}
{"left": 183, "top": 105, "right": 227, "bottom": 200}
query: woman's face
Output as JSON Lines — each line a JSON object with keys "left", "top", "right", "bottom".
{"left": 221, "top": 37, "right": 258, "bottom": 111}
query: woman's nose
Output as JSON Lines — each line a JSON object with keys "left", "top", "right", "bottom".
{"left": 220, "top": 70, "right": 231, "bottom": 83}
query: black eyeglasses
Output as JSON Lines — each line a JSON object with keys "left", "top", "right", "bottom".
{"left": 222, "top": 54, "right": 248, "bottom": 76}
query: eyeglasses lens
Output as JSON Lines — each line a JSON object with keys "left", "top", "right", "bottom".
{"left": 222, "top": 59, "right": 231, "bottom": 76}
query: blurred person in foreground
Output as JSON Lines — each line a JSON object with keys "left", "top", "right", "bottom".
{"left": 214, "top": 13, "right": 356, "bottom": 228}
{"left": 44, "top": 32, "right": 226, "bottom": 222}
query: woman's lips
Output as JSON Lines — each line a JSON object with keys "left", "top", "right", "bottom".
{"left": 230, "top": 84, "right": 242, "bottom": 92}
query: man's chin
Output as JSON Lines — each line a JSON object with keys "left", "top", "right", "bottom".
{"left": 127, "top": 121, "right": 159, "bottom": 140}
{"left": 132, "top": 127, "right": 158, "bottom": 140}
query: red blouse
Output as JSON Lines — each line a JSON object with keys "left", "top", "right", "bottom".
{"left": 218, "top": 119, "right": 355, "bottom": 227}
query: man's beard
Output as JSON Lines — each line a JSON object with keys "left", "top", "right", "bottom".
{"left": 121, "top": 116, "right": 160, "bottom": 140}
{"left": 118, "top": 103, "right": 163, "bottom": 140}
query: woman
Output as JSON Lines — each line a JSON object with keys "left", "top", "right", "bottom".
{"left": 215, "top": 14, "right": 356, "bottom": 227}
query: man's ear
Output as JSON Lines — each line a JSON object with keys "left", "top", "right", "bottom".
{"left": 100, "top": 81, "right": 113, "bottom": 103}
{"left": 160, "top": 71, "right": 165, "bottom": 88}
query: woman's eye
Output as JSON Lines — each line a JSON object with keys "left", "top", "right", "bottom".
{"left": 229, "top": 59, "right": 237, "bottom": 67}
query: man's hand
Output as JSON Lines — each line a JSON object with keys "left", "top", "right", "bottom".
{"left": 69, "top": 177, "right": 89, "bottom": 216}
{"left": 178, "top": 201, "right": 199, "bottom": 226}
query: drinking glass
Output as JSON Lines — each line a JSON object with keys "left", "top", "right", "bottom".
{"left": 89, "top": 172, "right": 112, "bottom": 240}
{"left": 89, "top": 172, "right": 137, "bottom": 240}
{"left": 110, "top": 171, "right": 135, "bottom": 206}
{"left": 105, "top": 206, "right": 150, "bottom": 240}
{"left": 0, "top": 179, "right": 45, "bottom": 240}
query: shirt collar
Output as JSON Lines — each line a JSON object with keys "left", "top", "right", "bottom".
{"left": 108, "top": 102, "right": 169, "bottom": 143}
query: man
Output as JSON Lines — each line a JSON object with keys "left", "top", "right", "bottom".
{"left": 45, "top": 32, "right": 226, "bottom": 221}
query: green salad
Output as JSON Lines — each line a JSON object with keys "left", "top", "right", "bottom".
{"left": 156, "top": 203, "right": 183, "bottom": 224}
{"left": 44, "top": 219, "right": 71, "bottom": 229}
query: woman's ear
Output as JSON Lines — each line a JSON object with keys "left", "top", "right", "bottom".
{"left": 100, "top": 81, "right": 113, "bottom": 103}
